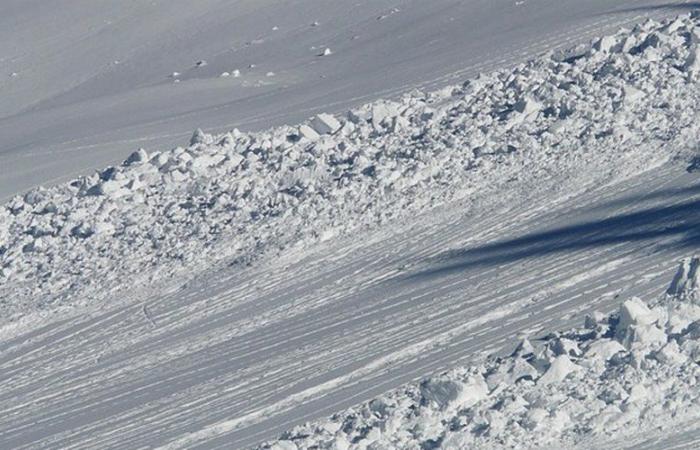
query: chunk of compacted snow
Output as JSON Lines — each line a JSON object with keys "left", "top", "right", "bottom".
{"left": 538, "top": 355, "right": 581, "bottom": 385}
{"left": 685, "top": 46, "right": 700, "bottom": 78}
{"left": 420, "top": 375, "right": 488, "bottom": 411}
{"left": 667, "top": 256, "right": 700, "bottom": 299}
{"left": 310, "top": 113, "right": 342, "bottom": 135}
{"left": 298, "top": 124, "right": 321, "bottom": 141}
{"left": 594, "top": 35, "right": 620, "bottom": 53}
{"left": 123, "top": 148, "right": 149, "bottom": 166}
{"left": 617, "top": 297, "right": 659, "bottom": 330}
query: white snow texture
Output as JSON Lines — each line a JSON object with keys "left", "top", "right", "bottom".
{"left": 2, "top": 14, "right": 700, "bottom": 327}
{"left": 2, "top": 10, "right": 700, "bottom": 450}
{"left": 259, "top": 257, "right": 700, "bottom": 449}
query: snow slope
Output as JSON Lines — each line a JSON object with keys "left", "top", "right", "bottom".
{"left": 1, "top": 160, "right": 698, "bottom": 449}
{"left": 260, "top": 258, "right": 700, "bottom": 450}
{"left": 3, "top": 11, "right": 700, "bottom": 328}
{"left": 0, "top": 0, "right": 697, "bottom": 201}
{"left": 2, "top": 13, "right": 700, "bottom": 449}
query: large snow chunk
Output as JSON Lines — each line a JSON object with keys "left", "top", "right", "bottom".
{"left": 538, "top": 355, "right": 581, "bottom": 385}
{"left": 123, "top": 148, "right": 149, "bottom": 166}
{"left": 616, "top": 297, "right": 666, "bottom": 350}
{"left": 625, "top": 324, "right": 668, "bottom": 351}
{"left": 667, "top": 256, "right": 700, "bottom": 300}
{"left": 513, "top": 96, "right": 541, "bottom": 118}
{"left": 420, "top": 374, "right": 488, "bottom": 411}
{"left": 23, "top": 188, "right": 48, "bottom": 206}
{"left": 623, "top": 85, "right": 646, "bottom": 105}
{"left": 584, "top": 339, "right": 626, "bottom": 363}
{"left": 617, "top": 297, "right": 659, "bottom": 331}
{"left": 310, "top": 113, "right": 341, "bottom": 135}
{"left": 594, "top": 35, "right": 620, "bottom": 53}
{"left": 298, "top": 125, "right": 321, "bottom": 141}
{"left": 190, "top": 153, "right": 226, "bottom": 172}
{"left": 267, "top": 441, "right": 297, "bottom": 450}
{"left": 88, "top": 179, "right": 129, "bottom": 198}
{"left": 684, "top": 47, "right": 700, "bottom": 79}
{"left": 190, "top": 128, "right": 213, "bottom": 145}
{"left": 654, "top": 340, "right": 688, "bottom": 365}
{"left": 371, "top": 103, "right": 398, "bottom": 130}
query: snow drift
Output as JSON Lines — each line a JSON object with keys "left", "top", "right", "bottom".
{"left": 2, "top": 14, "right": 700, "bottom": 325}
{"left": 258, "top": 256, "right": 700, "bottom": 450}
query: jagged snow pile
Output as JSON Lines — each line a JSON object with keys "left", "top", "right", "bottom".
{"left": 2, "top": 14, "right": 700, "bottom": 321}
{"left": 259, "top": 257, "right": 700, "bottom": 450}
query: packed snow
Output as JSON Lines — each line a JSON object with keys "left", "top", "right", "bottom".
{"left": 2, "top": 14, "right": 700, "bottom": 328}
{"left": 0, "top": 0, "right": 693, "bottom": 201}
{"left": 259, "top": 257, "right": 700, "bottom": 450}
{"left": 2, "top": 8, "right": 700, "bottom": 450}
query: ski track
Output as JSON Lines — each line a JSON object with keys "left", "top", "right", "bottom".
{"left": 0, "top": 163, "right": 697, "bottom": 449}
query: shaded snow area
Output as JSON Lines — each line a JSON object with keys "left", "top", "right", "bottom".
{"left": 2, "top": 14, "right": 700, "bottom": 326}
{"left": 259, "top": 257, "right": 700, "bottom": 450}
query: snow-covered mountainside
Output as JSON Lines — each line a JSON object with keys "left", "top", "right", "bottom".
{"left": 0, "top": 0, "right": 694, "bottom": 201}
{"left": 2, "top": 13, "right": 700, "bottom": 326}
{"left": 2, "top": 8, "right": 700, "bottom": 450}
{"left": 259, "top": 257, "right": 700, "bottom": 450}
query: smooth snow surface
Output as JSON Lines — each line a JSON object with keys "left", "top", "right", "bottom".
{"left": 0, "top": 0, "right": 697, "bottom": 201}
{"left": 2, "top": 7, "right": 700, "bottom": 450}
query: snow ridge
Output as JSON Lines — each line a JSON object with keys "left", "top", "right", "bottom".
{"left": 2, "top": 14, "right": 700, "bottom": 324}
{"left": 259, "top": 257, "right": 700, "bottom": 450}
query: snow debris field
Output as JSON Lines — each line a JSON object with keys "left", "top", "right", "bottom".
{"left": 259, "top": 257, "right": 700, "bottom": 450}
{"left": 3, "top": 10, "right": 700, "bottom": 450}
{"left": 2, "top": 14, "right": 700, "bottom": 325}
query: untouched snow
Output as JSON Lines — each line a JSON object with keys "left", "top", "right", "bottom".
{"left": 0, "top": 0, "right": 697, "bottom": 201}
{"left": 1, "top": 9, "right": 700, "bottom": 450}
{"left": 259, "top": 258, "right": 700, "bottom": 450}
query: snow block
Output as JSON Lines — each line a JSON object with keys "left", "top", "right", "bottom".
{"left": 190, "top": 128, "right": 213, "bottom": 146}
{"left": 268, "top": 441, "right": 297, "bottom": 450}
{"left": 617, "top": 297, "right": 659, "bottom": 331}
{"left": 513, "top": 96, "right": 541, "bottom": 118}
{"left": 584, "top": 339, "right": 626, "bottom": 363}
{"left": 538, "top": 355, "right": 581, "bottom": 385}
{"left": 310, "top": 113, "right": 341, "bottom": 135}
{"left": 594, "top": 35, "right": 620, "bottom": 53}
{"left": 623, "top": 85, "right": 645, "bottom": 104}
{"left": 684, "top": 47, "right": 700, "bottom": 79}
{"left": 371, "top": 103, "right": 397, "bottom": 130}
{"left": 123, "top": 148, "right": 149, "bottom": 166}
{"left": 190, "top": 153, "right": 226, "bottom": 172}
{"left": 420, "top": 375, "right": 488, "bottom": 410}
{"left": 298, "top": 125, "right": 321, "bottom": 141}
{"left": 668, "top": 257, "right": 700, "bottom": 299}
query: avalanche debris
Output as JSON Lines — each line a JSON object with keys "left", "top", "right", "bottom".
{"left": 1, "top": 14, "right": 700, "bottom": 326}
{"left": 259, "top": 257, "right": 700, "bottom": 450}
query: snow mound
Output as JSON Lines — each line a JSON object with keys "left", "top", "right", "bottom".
{"left": 259, "top": 257, "right": 700, "bottom": 449}
{"left": 2, "top": 14, "right": 700, "bottom": 323}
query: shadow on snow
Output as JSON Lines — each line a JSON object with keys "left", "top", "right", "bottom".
{"left": 406, "top": 182, "right": 700, "bottom": 282}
